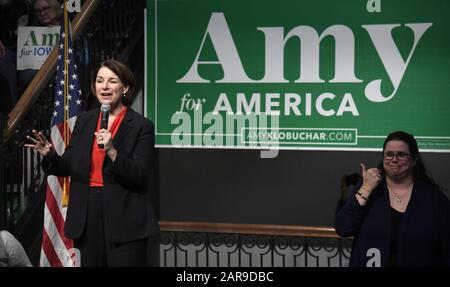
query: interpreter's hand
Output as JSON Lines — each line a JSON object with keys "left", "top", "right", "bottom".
{"left": 95, "top": 129, "right": 113, "bottom": 151}
{"left": 0, "top": 40, "right": 6, "bottom": 57}
{"left": 360, "top": 163, "right": 382, "bottom": 192}
{"left": 24, "top": 130, "right": 55, "bottom": 157}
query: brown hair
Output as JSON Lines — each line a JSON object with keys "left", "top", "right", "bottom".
{"left": 378, "top": 131, "right": 437, "bottom": 185}
{"left": 91, "top": 59, "right": 136, "bottom": 106}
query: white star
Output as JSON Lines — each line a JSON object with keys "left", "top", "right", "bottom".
{"left": 78, "top": 89, "right": 82, "bottom": 95}
{"left": 60, "top": 80, "right": 65, "bottom": 85}
{"left": 68, "top": 95, "right": 72, "bottom": 100}
{"left": 76, "top": 100, "right": 82, "bottom": 105}
{"left": 68, "top": 48, "right": 73, "bottom": 54}
{"left": 65, "top": 59, "right": 71, "bottom": 64}
{"left": 57, "top": 90, "right": 63, "bottom": 96}
{"left": 74, "top": 64, "right": 78, "bottom": 70}
{"left": 59, "top": 44, "right": 63, "bottom": 49}
{"left": 58, "top": 55, "right": 62, "bottom": 60}
{"left": 53, "top": 111, "right": 58, "bottom": 117}
{"left": 55, "top": 101, "right": 60, "bottom": 106}
{"left": 63, "top": 70, "right": 67, "bottom": 75}
{"left": 69, "top": 84, "right": 75, "bottom": 90}
{"left": 71, "top": 74, "right": 78, "bottom": 80}
{"left": 62, "top": 33, "right": 65, "bottom": 38}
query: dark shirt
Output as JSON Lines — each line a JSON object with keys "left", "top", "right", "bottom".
{"left": 389, "top": 207, "right": 403, "bottom": 267}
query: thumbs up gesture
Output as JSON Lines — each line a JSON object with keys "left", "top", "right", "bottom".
{"left": 360, "top": 163, "right": 382, "bottom": 192}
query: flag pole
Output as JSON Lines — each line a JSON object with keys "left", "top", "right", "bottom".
{"left": 62, "top": 0, "right": 69, "bottom": 207}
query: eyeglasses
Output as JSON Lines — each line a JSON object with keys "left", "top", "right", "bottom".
{"left": 383, "top": 152, "right": 413, "bottom": 161}
{"left": 34, "top": 6, "right": 52, "bottom": 15}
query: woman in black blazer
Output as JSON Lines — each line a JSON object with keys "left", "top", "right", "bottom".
{"left": 26, "top": 59, "right": 159, "bottom": 266}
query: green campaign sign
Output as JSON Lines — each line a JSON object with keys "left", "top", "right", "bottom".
{"left": 146, "top": 0, "right": 450, "bottom": 151}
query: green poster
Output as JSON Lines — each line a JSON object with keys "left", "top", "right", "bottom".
{"left": 147, "top": 0, "right": 450, "bottom": 152}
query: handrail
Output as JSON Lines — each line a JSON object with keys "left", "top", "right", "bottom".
{"left": 3, "top": 0, "right": 101, "bottom": 142}
{"left": 159, "top": 221, "right": 341, "bottom": 238}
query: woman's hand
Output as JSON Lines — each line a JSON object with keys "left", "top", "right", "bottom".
{"left": 95, "top": 129, "right": 113, "bottom": 151}
{"left": 355, "top": 163, "right": 382, "bottom": 206}
{"left": 95, "top": 129, "right": 117, "bottom": 161}
{"left": 24, "top": 130, "right": 55, "bottom": 157}
{"left": 360, "top": 163, "right": 382, "bottom": 191}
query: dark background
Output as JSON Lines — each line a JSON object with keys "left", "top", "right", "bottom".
{"left": 159, "top": 149, "right": 450, "bottom": 227}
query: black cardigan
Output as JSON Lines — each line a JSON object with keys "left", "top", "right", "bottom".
{"left": 335, "top": 180, "right": 450, "bottom": 267}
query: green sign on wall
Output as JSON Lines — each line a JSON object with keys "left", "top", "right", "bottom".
{"left": 146, "top": 0, "right": 450, "bottom": 152}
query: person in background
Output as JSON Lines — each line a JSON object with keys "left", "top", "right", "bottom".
{"left": 25, "top": 59, "right": 159, "bottom": 267}
{"left": 0, "top": 0, "right": 60, "bottom": 106}
{"left": 31, "top": 0, "right": 60, "bottom": 27}
{"left": 0, "top": 230, "right": 33, "bottom": 267}
{"left": 335, "top": 131, "right": 450, "bottom": 267}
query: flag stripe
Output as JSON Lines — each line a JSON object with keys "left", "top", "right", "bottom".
{"left": 41, "top": 229, "right": 63, "bottom": 267}
{"left": 47, "top": 175, "right": 64, "bottom": 209}
{"left": 45, "top": 182, "right": 73, "bottom": 250}
{"left": 51, "top": 125, "right": 65, "bottom": 155}
{"left": 44, "top": 204, "right": 75, "bottom": 266}
{"left": 39, "top": 249, "right": 49, "bottom": 267}
{"left": 43, "top": 205, "right": 68, "bottom": 265}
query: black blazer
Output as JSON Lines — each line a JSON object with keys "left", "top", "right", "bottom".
{"left": 43, "top": 108, "right": 159, "bottom": 243}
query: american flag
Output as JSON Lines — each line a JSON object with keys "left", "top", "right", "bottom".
{"left": 39, "top": 2, "right": 83, "bottom": 267}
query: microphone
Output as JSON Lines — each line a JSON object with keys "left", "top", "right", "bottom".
{"left": 98, "top": 103, "right": 110, "bottom": 149}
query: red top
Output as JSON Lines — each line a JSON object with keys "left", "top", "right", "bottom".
{"left": 89, "top": 107, "right": 128, "bottom": 187}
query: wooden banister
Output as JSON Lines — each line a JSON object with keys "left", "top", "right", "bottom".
{"left": 159, "top": 221, "right": 341, "bottom": 238}
{"left": 3, "top": 0, "right": 101, "bottom": 142}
